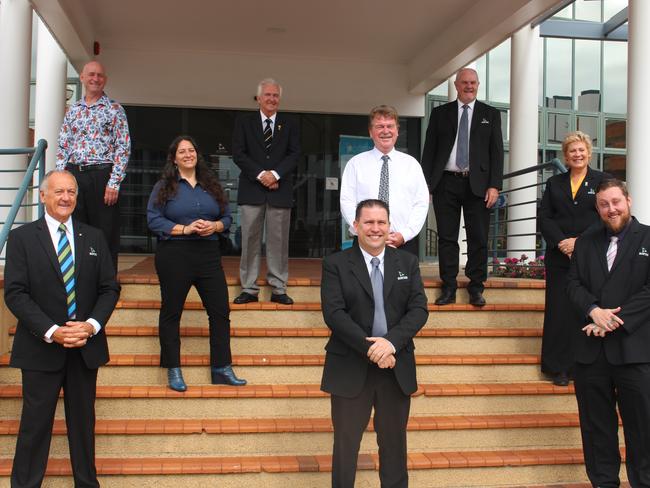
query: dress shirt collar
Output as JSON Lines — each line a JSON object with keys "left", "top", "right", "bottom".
{"left": 456, "top": 99, "right": 476, "bottom": 111}
{"left": 44, "top": 212, "right": 74, "bottom": 250}
{"left": 371, "top": 146, "right": 397, "bottom": 160}
{"left": 81, "top": 92, "right": 110, "bottom": 108}
{"left": 359, "top": 245, "right": 385, "bottom": 275}
{"left": 607, "top": 218, "right": 633, "bottom": 242}
{"left": 260, "top": 111, "right": 277, "bottom": 126}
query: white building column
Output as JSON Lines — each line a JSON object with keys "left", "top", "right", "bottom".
{"left": 507, "top": 25, "right": 539, "bottom": 258}
{"left": 35, "top": 18, "right": 67, "bottom": 173}
{"left": 627, "top": 0, "right": 650, "bottom": 222}
{"left": 0, "top": 0, "right": 33, "bottom": 224}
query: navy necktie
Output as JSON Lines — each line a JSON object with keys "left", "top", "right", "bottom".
{"left": 264, "top": 118, "right": 273, "bottom": 152}
{"left": 456, "top": 104, "right": 469, "bottom": 171}
{"left": 370, "top": 257, "right": 387, "bottom": 336}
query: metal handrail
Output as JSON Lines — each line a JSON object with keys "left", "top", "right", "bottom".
{"left": 0, "top": 139, "right": 48, "bottom": 257}
{"left": 488, "top": 157, "right": 567, "bottom": 273}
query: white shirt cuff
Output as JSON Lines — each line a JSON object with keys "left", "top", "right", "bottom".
{"left": 44, "top": 324, "right": 59, "bottom": 343}
{"left": 270, "top": 170, "right": 280, "bottom": 180}
{"left": 256, "top": 170, "right": 265, "bottom": 180}
{"left": 87, "top": 318, "right": 101, "bottom": 336}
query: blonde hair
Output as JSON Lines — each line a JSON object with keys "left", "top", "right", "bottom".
{"left": 562, "top": 131, "right": 593, "bottom": 160}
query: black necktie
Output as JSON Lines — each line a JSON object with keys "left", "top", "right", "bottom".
{"left": 264, "top": 118, "right": 273, "bottom": 152}
{"left": 456, "top": 104, "right": 469, "bottom": 171}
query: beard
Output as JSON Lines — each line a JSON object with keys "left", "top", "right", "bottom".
{"left": 604, "top": 210, "right": 631, "bottom": 234}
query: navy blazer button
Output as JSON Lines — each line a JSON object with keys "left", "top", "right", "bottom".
{"left": 574, "top": 201, "right": 578, "bottom": 205}
{"left": 266, "top": 155, "right": 270, "bottom": 159}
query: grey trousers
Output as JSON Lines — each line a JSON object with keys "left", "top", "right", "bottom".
{"left": 239, "top": 203, "right": 291, "bottom": 295}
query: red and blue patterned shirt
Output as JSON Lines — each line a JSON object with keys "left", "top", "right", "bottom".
{"left": 56, "top": 93, "right": 131, "bottom": 190}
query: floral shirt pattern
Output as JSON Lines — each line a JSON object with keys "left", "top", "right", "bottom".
{"left": 56, "top": 93, "right": 131, "bottom": 190}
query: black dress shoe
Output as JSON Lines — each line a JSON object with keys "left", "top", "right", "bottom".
{"left": 211, "top": 365, "right": 247, "bottom": 386}
{"left": 233, "top": 292, "right": 258, "bottom": 304}
{"left": 435, "top": 289, "right": 456, "bottom": 305}
{"left": 270, "top": 293, "right": 294, "bottom": 305}
{"left": 468, "top": 291, "right": 486, "bottom": 307}
{"left": 553, "top": 371, "right": 570, "bottom": 387}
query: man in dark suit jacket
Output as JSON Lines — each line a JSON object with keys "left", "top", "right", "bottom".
{"left": 232, "top": 78, "right": 300, "bottom": 305}
{"left": 4, "top": 170, "right": 120, "bottom": 488}
{"left": 421, "top": 68, "right": 504, "bottom": 306}
{"left": 567, "top": 179, "right": 650, "bottom": 488}
{"left": 321, "top": 199, "right": 428, "bottom": 488}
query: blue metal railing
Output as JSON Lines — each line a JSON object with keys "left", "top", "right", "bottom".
{"left": 0, "top": 139, "right": 48, "bottom": 259}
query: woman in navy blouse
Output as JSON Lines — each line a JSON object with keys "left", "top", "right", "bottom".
{"left": 147, "top": 135, "right": 246, "bottom": 391}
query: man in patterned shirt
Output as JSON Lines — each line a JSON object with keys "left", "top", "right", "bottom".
{"left": 56, "top": 60, "right": 131, "bottom": 270}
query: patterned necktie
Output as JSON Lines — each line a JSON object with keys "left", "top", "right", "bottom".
{"left": 58, "top": 224, "right": 76, "bottom": 319}
{"left": 606, "top": 235, "right": 618, "bottom": 271}
{"left": 370, "top": 257, "right": 387, "bottom": 337}
{"left": 264, "top": 118, "right": 273, "bottom": 152}
{"left": 456, "top": 104, "right": 469, "bottom": 171}
{"left": 378, "top": 155, "right": 390, "bottom": 204}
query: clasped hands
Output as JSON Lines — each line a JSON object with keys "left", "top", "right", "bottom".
{"left": 366, "top": 337, "right": 396, "bottom": 369}
{"left": 52, "top": 321, "right": 94, "bottom": 348}
{"left": 583, "top": 306, "right": 623, "bottom": 337}
{"left": 557, "top": 237, "right": 577, "bottom": 258}
{"left": 259, "top": 171, "right": 279, "bottom": 190}
{"left": 184, "top": 219, "right": 224, "bottom": 236}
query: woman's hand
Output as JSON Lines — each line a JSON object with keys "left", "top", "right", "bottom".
{"left": 558, "top": 237, "right": 576, "bottom": 256}
{"left": 194, "top": 219, "right": 224, "bottom": 236}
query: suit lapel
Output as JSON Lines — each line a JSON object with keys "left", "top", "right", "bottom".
{"left": 73, "top": 220, "right": 86, "bottom": 281}
{"left": 573, "top": 168, "right": 596, "bottom": 201}
{"left": 610, "top": 219, "right": 641, "bottom": 274}
{"left": 383, "top": 247, "right": 396, "bottom": 299}
{"left": 447, "top": 102, "right": 458, "bottom": 136}
{"left": 35, "top": 218, "right": 65, "bottom": 284}
{"left": 470, "top": 101, "right": 482, "bottom": 135}
{"left": 558, "top": 171, "right": 573, "bottom": 201}
{"left": 348, "top": 246, "right": 374, "bottom": 300}
{"left": 250, "top": 113, "right": 265, "bottom": 149}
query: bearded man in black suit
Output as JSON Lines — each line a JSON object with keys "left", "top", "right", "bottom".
{"left": 320, "top": 199, "right": 428, "bottom": 488}
{"left": 567, "top": 178, "right": 650, "bottom": 488}
{"left": 4, "top": 170, "right": 119, "bottom": 488}
{"left": 422, "top": 68, "right": 504, "bottom": 306}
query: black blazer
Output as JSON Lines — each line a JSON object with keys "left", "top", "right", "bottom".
{"left": 4, "top": 218, "right": 120, "bottom": 371}
{"left": 539, "top": 168, "right": 609, "bottom": 268}
{"left": 421, "top": 100, "right": 504, "bottom": 197}
{"left": 567, "top": 218, "right": 650, "bottom": 365}
{"left": 232, "top": 111, "right": 300, "bottom": 208}
{"left": 320, "top": 245, "right": 428, "bottom": 398}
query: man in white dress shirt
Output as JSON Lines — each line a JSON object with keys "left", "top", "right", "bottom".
{"left": 340, "top": 105, "right": 429, "bottom": 256}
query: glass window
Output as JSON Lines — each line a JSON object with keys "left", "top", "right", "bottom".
{"left": 577, "top": 116, "right": 599, "bottom": 147}
{"left": 575, "top": 40, "right": 601, "bottom": 112}
{"left": 538, "top": 37, "right": 545, "bottom": 107}
{"left": 604, "top": 0, "right": 628, "bottom": 20}
{"left": 603, "top": 153, "right": 626, "bottom": 180}
{"left": 475, "top": 55, "right": 487, "bottom": 101}
{"left": 429, "top": 80, "right": 447, "bottom": 97}
{"left": 547, "top": 112, "right": 571, "bottom": 144}
{"left": 553, "top": 4, "right": 573, "bottom": 19}
{"left": 603, "top": 41, "right": 627, "bottom": 114}
{"left": 575, "top": 0, "right": 602, "bottom": 21}
{"left": 488, "top": 39, "right": 510, "bottom": 104}
{"left": 499, "top": 109, "right": 509, "bottom": 142}
{"left": 605, "top": 118, "right": 626, "bottom": 148}
{"left": 545, "top": 38, "right": 573, "bottom": 108}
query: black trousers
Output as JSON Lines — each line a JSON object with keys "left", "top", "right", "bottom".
{"left": 331, "top": 366, "right": 410, "bottom": 488}
{"left": 155, "top": 240, "right": 232, "bottom": 368}
{"left": 11, "top": 349, "right": 99, "bottom": 488}
{"left": 67, "top": 165, "right": 120, "bottom": 271}
{"left": 574, "top": 348, "right": 650, "bottom": 488}
{"left": 541, "top": 264, "right": 580, "bottom": 375}
{"left": 433, "top": 172, "right": 490, "bottom": 294}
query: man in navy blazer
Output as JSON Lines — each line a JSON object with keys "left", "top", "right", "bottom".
{"left": 421, "top": 68, "right": 503, "bottom": 306}
{"left": 232, "top": 78, "right": 300, "bottom": 305}
{"left": 4, "top": 170, "right": 120, "bottom": 488}
{"left": 321, "top": 199, "right": 428, "bottom": 488}
{"left": 567, "top": 179, "right": 650, "bottom": 488}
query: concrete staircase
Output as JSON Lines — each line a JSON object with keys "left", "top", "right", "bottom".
{"left": 0, "top": 257, "right": 626, "bottom": 487}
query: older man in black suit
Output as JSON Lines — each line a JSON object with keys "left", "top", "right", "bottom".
{"left": 321, "top": 199, "right": 428, "bottom": 488}
{"left": 567, "top": 178, "right": 650, "bottom": 488}
{"left": 422, "top": 68, "right": 504, "bottom": 306}
{"left": 4, "top": 170, "right": 120, "bottom": 488}
{"left": 232, "top": 78, "right": 300, "bottom": 305}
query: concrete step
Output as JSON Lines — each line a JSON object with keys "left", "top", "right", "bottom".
{"left": 0, "top": 383, "right": 578, "bottom": 420}
{"left": 0, "top": 413, "right": 590, "bottom": 457}
{"left": 7, "top": 326, "right": 544, "bottom": 355}
{"left": 110, "top": 300, "right": 544, "bottom": 328}
{"left": 1, "top": 353, "right": 547, "bottom": 385}
{"left": 119, "top": 282, "right": 545, "bottom": 305}
{"left": 0, "top": 447, "right": 609, "bottom": 488}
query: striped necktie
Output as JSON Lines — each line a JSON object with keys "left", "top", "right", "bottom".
{"left": 58, "top": 224, "right": 76, "bottom": 319}
{"left": 606, "top": 235, "right": 618, "bottom": 272}
{"left": 264, "top": 118, "right": 273, "bottom": 152}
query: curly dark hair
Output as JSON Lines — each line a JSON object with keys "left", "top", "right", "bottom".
{"left": 155, "top": 135, "right": 227, "bottom": 208}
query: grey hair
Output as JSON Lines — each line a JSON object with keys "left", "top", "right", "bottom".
{"left": 256, "top": 78, "right": 283, "bottom": 98}
{"left": 455, "top": 67, "right": 479, "bottom": 81}
{"left": 40, "top": 169, "right": 78, "bottom": 192}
